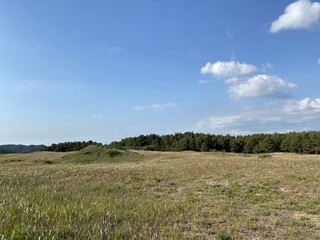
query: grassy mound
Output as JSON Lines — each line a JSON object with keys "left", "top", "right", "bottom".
{"left": 62, "top": 145, "right": 142, "bottom": 164}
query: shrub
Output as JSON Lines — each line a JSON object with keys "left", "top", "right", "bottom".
{"left": 106, "top": 148, "right": 123, "bottom": 158}
{"left": 257, "top": 153, "right": 272, "bottom": 159}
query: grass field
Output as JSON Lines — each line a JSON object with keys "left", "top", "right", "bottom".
{"left": 0, "top": 146, "right": 319, "bottom": 239}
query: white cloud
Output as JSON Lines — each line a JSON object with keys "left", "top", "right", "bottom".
{"left": 196, "top": 115, "right": 243, "bottom": 129}
{"left": 317, "top": 58, "right": 320, "bottom": 65}
{"left": 270, "top": 0, "right": 320, "bottom": 33}
{"left": 200, "top": 60, "right": 296, "bottom": 99}
{"left": 308, "top": 99, "right": 320, "bottom": 108}
{"left": 198, "top": 79, "right": 209, "bottom": 85}
{"left": 133, "top": 103, "right": 176, "bottom": 111}
{"left": 200, "top": 61, "right": 257, "bottom": 78}
{"left": 297, "top": 97, "right": 313, "bottom": 110}
{"left": 229, "top": 75, "right": 297, "bottom": 99}
{"left": 151, "top": 103, "right": 176, "bottom": 110}
{"left": 196, "top": 114, "right": 280, "bottom": 134}
{"left": 284, "top": 97, "right": 320, "bottom": 111}
{"left": 262, "top": 63, "right": 273, "bottom": 71}
{"left": 132, "top": 105, "right": 147, "bottom": 111}
{"left": 196, "top": 111, "right": 284, "bottom": 132}
{"left": 196, "top": 100, "right": 320, "bottom": 134}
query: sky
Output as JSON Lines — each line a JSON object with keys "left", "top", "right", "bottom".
{"left": 0, "top": 0, "right": 320, "bottom": 145}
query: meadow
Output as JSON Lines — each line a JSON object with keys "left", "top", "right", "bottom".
{"left": 0, "top": 146, "right": 319, "bottom": 239}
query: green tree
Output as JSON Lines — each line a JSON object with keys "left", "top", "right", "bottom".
{"left": 200, "top": 141, "right": 209, "bottom": 152}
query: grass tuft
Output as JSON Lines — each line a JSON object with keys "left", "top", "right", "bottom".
{"left": 257, "top": 153, "right": 272, "bottom": 159}
{"left": 218, "top": 232, "right": 233, "bottom": 240}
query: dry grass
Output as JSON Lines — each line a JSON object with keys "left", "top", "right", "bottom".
{"left": 0, "top": 151, "right": 72, "bottom": 165}
{"left": 0, "top": 149, "right": 319, "bottom": 239}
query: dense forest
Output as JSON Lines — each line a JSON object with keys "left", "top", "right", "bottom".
{"left": 107, "top": 131, "right": 320, "bottom": 154}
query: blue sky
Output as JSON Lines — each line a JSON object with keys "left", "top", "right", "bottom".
{"left": 0, "top": 0, "right": 320, "bottom": 145}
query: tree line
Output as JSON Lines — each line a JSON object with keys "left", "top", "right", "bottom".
{"left": 0, "top": 144, "right": 47, "bottom": 154}
{"left": 107, "top": 131, "right": 320, "bottom": 154}
{"left": 45, "top": 131, "right": 320, "bottom": 154}
{"left": 46, "top": 141, "right": 102, "bottom": 152}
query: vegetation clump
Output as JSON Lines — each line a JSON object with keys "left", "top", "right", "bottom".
{"left": 218, "top": 232, "right": 233, "bottom": 240}
{"left": 62, "top": 145, "right": 141, "bottom": 164}
{"left": 43, "top": 160, "right": 54, "bottom": 164}
{"left": 258, "top": 153, "right": 272, "bottom": 159}
{"left": 106, "top": 148, "right": 123, "bottom": 157}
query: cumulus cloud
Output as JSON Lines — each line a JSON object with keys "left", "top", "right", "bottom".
{"left": 284, "top": 97, "right": 320, "bottom": 111}
{"left": 229, "top": 75, "right": 297, "bottom": 99}
{"left": 270, "top": 0, "right": 320, "bottom": 33}
{"left": 133, "top": 103, "right": 176, "bottom": 111}
{"left": 200, "top": 61, "right": 257, "bottom": 79}
{"left": 201, "top": 60, "right": 296, "bottom": 99}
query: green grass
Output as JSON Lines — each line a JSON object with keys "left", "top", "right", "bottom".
{"left": 0, "top": 150, "right": 320, "bottom": 239}
{"left": 257, "top": 153, "right": 272, "bottom": 159}
{"left": 61, "top": 146, "right": 143, "bottom": 164}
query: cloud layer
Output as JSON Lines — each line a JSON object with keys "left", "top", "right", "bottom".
{"left": 196, "top": 97, "right": 320, "bottom": 134}
{"left": 270, "top": 0, "right": 320, "bottom": 33}
{"left": 201, "top": 60, "right": 296, "bottom": 99}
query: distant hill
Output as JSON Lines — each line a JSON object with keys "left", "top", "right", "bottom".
{"left": 0, "top": 144, "right": 47, "bottom": 154}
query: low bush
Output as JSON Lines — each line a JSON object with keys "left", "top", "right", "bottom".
{"left": 257, "top": 153, "right": 272, "bottom": 159}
